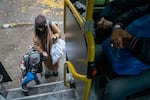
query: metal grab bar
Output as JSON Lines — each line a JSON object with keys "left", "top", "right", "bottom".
{"left": 65, "top": 0, "right": 83, "bottom": 27}
{"left": 64, "top": 61, "right": 92, "bottom": 100}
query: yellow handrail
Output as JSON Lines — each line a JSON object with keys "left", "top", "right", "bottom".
{"left": 85, "top": 31, "right": 95, "bottom": 62}
{"left": 64, "top": 61, "right": 92, "bottom": 100}
{"left": 63, "top": 0, "right": 66, "bottom": 33}
{"left": 86, "top": 0, "right": 94, "bottom": 21}
{"left": 85, "top": 0, "right": 95, "bottom": 62}
{"left": 64, "top": 0, "right": 95, "bottom": 100}
{"left": 64, "top": 0, "right": 83, "bottom": 27}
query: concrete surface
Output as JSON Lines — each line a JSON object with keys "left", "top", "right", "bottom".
{"left": 0, "top": 0, "right": 64, "bottom": 90}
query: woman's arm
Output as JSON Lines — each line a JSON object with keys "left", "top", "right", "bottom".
{"left": 50, "top": 22, "right": 61, "bottom": 39}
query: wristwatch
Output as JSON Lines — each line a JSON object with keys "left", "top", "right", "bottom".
{"left": 113, "top": 24, "right": 121, "bottom": 29}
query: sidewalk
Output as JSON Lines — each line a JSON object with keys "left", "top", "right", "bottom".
{"left": 0, "top": 0, "right": 64, "bottom": 90}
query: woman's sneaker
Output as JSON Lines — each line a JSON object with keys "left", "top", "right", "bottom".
{"left": 44, "top": 71, "right": 51, "bottom": 78}
{"left": 44, "top": 73, "right": 51, "bottom": 78}
{"left": 21, "top": 85, "right": 29, "bottom": 92}
{"left": 52, "top": 71, "right": 58, "bottom": 76}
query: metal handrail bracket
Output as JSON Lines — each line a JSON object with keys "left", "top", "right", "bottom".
{"left": 64, "top": 61, "right": 92, "bottom": 100}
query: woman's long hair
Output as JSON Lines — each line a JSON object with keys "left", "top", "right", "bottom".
{"left": 34, "top": 15, "right": 49, "bottom": 51}
{"left": 34, "top": 25, "right": 48, "bottom": 39}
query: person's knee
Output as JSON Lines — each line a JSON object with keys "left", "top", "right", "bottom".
{"left": 105, "top": 83, "right": 119, "bottom": 97}
{"left": 104, "top": 81, "right": 126, "bottom": 100}
{"left": 95, "top": 44, "right": 103, "bottom": 62}
{"left": 43, "top": 65, "right": 50, "bottom": 73}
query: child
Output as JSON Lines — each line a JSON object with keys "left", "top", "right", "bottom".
{"left": 19, "top": 47, "right": 42, "bottom": 92}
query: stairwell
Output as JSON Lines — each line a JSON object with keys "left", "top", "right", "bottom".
{"left": 6, "top": 81, "right": 76, "bottom": 100}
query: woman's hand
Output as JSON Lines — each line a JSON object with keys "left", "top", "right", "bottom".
{"left": 52, "top": 34, "right": 57, "bottom": 41}
{"left": 42, "top": 51, "right": 48, "bottom": 57}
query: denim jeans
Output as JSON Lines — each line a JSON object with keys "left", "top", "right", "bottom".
{"left": 104, "top": 70, "right": 150, "bottom": 100}
{"left": 22, "top": 72, "right": 38, "bottom": 86}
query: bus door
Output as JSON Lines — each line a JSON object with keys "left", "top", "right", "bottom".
{"left": 63, "top": 0, "right": 95, "bottom": 100}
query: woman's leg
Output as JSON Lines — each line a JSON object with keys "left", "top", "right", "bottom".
{"left": 104, "top": 70, "right": 150, "bottom": 100}
{"left": 43, "top": 63, "right": 51, "bottom": 78}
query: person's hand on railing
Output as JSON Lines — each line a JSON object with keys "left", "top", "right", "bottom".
{"left": 97, "top": 17, "right": 113, "bottom": 30}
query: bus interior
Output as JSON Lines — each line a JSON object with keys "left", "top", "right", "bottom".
{"left": 64, "top": 0, "right": 150, "bottom": 100}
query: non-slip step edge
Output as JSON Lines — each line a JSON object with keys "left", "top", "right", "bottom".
{"left": 7, "top": 81, "right": 64, "bottom": 92}
{"left": 10, "top": 88, "right": 74, "bottom": 100}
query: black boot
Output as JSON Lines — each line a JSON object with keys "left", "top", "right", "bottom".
{"left": 52, "top": 71, "right": 58, "bottom": 76}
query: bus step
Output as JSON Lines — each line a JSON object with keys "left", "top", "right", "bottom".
{"left": 6, "top": 81, "right": 76, "bottom": 100}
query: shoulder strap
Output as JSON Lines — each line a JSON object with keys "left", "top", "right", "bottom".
{"left": 49, "top": 21, "right": 54, "bottom": 33}
{"left": 47, "top": 21, "right": 52, "bottom": 33}
{"left": 47, "top": 20, "right": 55, "bottom": 34}
{"left": 47, "top": 20, "right": 58, "bottom": 34}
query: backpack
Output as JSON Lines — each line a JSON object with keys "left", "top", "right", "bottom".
{"left": 23, "top": 47, "right": 42, "bottom": 73}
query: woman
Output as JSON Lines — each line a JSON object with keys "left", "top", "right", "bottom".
{"left": 33, "top": 15, "right": 61, "bottom": 77}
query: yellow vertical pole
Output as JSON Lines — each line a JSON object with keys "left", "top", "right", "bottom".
{"left": 63, "top": 0, "right": 66, "bottom": 33}
{"left": 86, "top": 0, "right": 94, "bottom": 21}
{"left": 85, "top": 0, "right": 95, "bottom": 62}
{"left": 84, "top": 0, "right": 95, "bottom": 100}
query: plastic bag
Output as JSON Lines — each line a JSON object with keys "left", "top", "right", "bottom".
{"left": 50, "top": 39, "right": 65, "bottom": 65}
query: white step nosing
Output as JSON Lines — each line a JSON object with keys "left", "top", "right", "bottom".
{"left": 7, "top": 80, "right": 64, "bottom": 91}
{"left": 10, "top": 88, "right": 74, "bottom": 100}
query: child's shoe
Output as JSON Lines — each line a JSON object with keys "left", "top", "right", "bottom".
{"left": 21, "top": 84, "right": 29, "bottom": 92}
{"left": 35, "top": 80, "right": 40, "bottom": 85}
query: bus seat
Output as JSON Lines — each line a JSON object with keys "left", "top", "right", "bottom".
{"left": 94, "top": 0, "right": 106, "bottom": 6}
{"left": 93, "top": 0, "right": 113, "bottom": 25}
{"left": 94, "top": 0, "right": 113, "bottom": 7}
